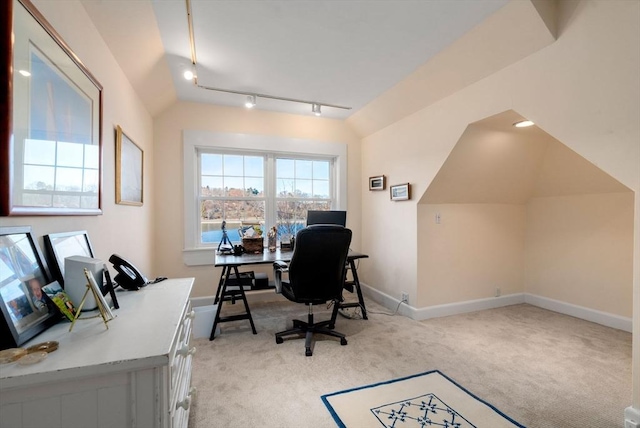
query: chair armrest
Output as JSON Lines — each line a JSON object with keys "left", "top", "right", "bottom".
{"left": 273, "top": 261, "right": 289, "bottom": 294}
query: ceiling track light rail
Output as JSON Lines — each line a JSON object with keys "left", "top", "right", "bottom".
{"left": 184, "top": 0, "right": 350, "bottom": 115}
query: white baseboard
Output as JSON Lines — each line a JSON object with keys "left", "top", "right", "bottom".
{"left": 359, "top": 283, "right": 632, "bottom": 332}
{"left": 625, "top": 406, "right": 640, "bottom": 428}
{"left": 190, "top": 290, "right": 285, "bottom": 308}
{"left": 190, "top": 295, "right": 216, "bottom": 307}
{"left": 523, "top": 293, "right": 632, "bottom": 332}
{"left": 360, "top": 283, "right": 524, "bottom": 320}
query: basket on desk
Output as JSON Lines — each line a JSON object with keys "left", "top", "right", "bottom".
{"left": 242, "top": 237, "right": 264, "bottom": 254}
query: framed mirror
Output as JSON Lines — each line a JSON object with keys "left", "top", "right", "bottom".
{"left": 1, "top": 0, "right": 103, "bottom": 216}
{"left": 0, "top": 226, "right": 60, "bottom": 350}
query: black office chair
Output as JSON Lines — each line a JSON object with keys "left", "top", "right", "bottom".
{"left": 273, "top": 225, "right": 352, "bottom": 356}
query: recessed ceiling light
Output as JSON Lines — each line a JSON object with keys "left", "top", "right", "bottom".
{"left": 183, "top": 70, "right": 194, "bottom": 80}
{"left": 18, "top": 70, "right": 31, "bottom": 77}
{"left": 513, "top": 120, "right": 534, "bottom": 128}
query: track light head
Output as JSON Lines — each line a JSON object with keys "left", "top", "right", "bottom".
{"left": 245, "top": 95, "right": 256, "bottom": 108}
{"left": 312, "top": 103, "right": 322, "bottom": 116}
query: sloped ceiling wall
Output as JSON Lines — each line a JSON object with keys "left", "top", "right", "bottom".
{"left": 421, "top": 110, "right": 631, "bottom": 204}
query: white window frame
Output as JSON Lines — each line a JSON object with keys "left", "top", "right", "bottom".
{"left": 183, "top": 130, "right": 347, "bottom": 266}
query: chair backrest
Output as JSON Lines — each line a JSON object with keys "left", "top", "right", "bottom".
{"left": 287, "top": 225, "right": 352, "bottom": 303}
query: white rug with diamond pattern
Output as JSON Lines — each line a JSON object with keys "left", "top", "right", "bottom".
{"left": 322, "top": 370, "right": 525, "bottom": 428}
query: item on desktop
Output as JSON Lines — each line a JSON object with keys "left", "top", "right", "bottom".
{"left": 103, "top": 265, "right": 119, "bottom": 309}
{"left": 108, "top": 254, "right": 148, "bottom": 291}
{"left": 306, "top": 210, "right": 347, "bottom": 227}
{"left": 64, "top": 256, "right": 103, "bottom": 310}
{"left": 281, "top": 235, "right": 294, "bottom": 252}
{"left": 267, "top": 226, "right": 277, "bottom": 252}
{"left": 239, "top": 224, "right": 264, "bottom": 254}
{"left": 42, "top": 282, "right": 77, "bottom": 322}
{"left": 217, "top": 220, "right": 233, "bottom": 254}
{"left": 233, "top": 245, "right": 245, "bottom": 256}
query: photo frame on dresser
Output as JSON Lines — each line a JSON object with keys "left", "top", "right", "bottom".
{"left": 0, "top": 226, "right": 60, "bottom": 350}
{"left": 43, "top": 230, "right": 95, "bottom": 286}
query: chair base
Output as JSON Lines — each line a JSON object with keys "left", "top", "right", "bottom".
{"left": 275, "top": 310, "right": 347, "bottom": 356}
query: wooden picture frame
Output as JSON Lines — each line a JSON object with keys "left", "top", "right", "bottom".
{"left": 1, "top": 0, "right": 103, "bottom": 216}
{"left": 115, "top": 126, "right": 144, "bottom": 206}
{"left": 390, "top": 183, "right": 411, "bottom": 201}
{"left": 0, "top": 226, "right": 60, "bottom": 349}
{"left": 369, "top": 175, "right": 386, "bottom": 191}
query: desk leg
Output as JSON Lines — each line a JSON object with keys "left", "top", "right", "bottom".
{"left": 232, "top": 265, "right": 257, "bottom": 335}
{"left": 213, "top": 266, "right": 228, "bottom": 305}
{"left": 350, "top": 259, "right": 368, "bottom": 320}
{"left": 210, "top": 265, "right": 258, "bottom": 341}
{"left": 210, "top": 266, "right": 231, "bottom": 340}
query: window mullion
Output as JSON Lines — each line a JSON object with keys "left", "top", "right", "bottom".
{"left": 265, "top": 154, "right": 275, "bottom": 232}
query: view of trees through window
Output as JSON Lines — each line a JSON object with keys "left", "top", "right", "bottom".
{"left": 199, "top": 152, "right": 333, "bottom": 245}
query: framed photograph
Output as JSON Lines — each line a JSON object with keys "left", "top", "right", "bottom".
{"left": 115, "top": 126, "right": 144, "bottom": 206}
{"left": 0, "top": 226, "right": 60, "bottom": 349}
{"left": 43, "top": 230, "right": 95, "bottom": 286}
{"left": 369, "top": 175, "right": 386, "bottom": 191}
{"left": 390, "top": 183, "right": 411, "bottom": 201}
{"left": 1, "top": 0, "right": 103, "bottom": 216}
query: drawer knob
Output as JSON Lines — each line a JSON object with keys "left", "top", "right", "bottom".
{"left": 177, "top": 345, "right": 196, "bottom": 356}
{"left": 176, "top": 396, "right": 191, "bottom": 411}
{"left": 187, "top": 310, "right": 196, "bottom": 320}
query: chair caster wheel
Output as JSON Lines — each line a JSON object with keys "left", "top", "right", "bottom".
{"left": 276, "top": 336, "right": 283, "bottom": 344}
{"left": 340, "top": 338, "right": 347, "bottom": 346}
{"left": 305, "top": 348, "right": 312, "bottom": 356}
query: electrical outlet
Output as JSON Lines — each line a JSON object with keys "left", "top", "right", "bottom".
{"left": 401, "top": 292, "right": 409, "bottom": 303}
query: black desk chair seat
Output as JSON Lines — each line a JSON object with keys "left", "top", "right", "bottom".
{"left": 273, "top": 225, "right": 352, "bottom": 356}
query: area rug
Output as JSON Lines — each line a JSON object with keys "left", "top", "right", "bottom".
{"left": 321, "top": 370, "right": 525, "bottom": 428}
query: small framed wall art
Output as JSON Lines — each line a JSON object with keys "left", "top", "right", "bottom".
{"left": 115, "top": 126, "right": 144, "bottom": 206}
{"left": 369, "top": 175, "right": 386, "bottom": 191}
{"left": 390, "top": 183, "right": 411, "bottom": 201}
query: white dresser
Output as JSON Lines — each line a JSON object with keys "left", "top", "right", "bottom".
{"left": 0, "top": 278, "right": 195, "bottom": 428}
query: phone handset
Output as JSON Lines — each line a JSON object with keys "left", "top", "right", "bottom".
{"left": 108, "top": 254, "right": 149, "bottom": 290}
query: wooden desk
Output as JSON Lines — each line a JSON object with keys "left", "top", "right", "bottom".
{"left": 211, "top": 249, "right": 369, "bottom": 340}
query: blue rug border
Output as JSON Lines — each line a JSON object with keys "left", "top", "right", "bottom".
{"left": 320, "top": 369, "right": 526, "bottom": 428}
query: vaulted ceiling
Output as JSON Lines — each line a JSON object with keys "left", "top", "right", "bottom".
{"left": 422, "top": 110, "right": 632, "bottom": 204}
{"left": 77, "top": 0, "right": 561, "bottom": 121}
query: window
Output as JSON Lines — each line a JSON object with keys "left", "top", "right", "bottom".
{"left": 275, "top": 158, "right": 332, "bottom": 238}
{"left": 199, "top": 153, "right": 266, "bottom": 245}
{"left": 184, "top": 131, "right": 347, "bottom": 266}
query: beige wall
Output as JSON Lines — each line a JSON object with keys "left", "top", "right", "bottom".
{"left": 357, "top": 0, "right": 638, "bottom": 311}
{"left": 153, "top": 101, "right": 361, "bottom": 297}
{"left": 356, "top": 0, "right": 639, "bottom": 408}
{"left": 525, "top": 193, "right": 634, "bottom": 317}
{"left": 3, "top": 1, "right": 155, "bottom": 277}
{"left": 418, "top": 204, "right": 526, "bottom": 307}
{"left": 416, "top": 110, "right": 633, "bottom": 314}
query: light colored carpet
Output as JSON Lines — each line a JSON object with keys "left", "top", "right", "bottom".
{"left": 188, "top": 299, "right": 632, "bottom": 428}
{"left": 322, "top": 370, "right": 524, "bottom": 427}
